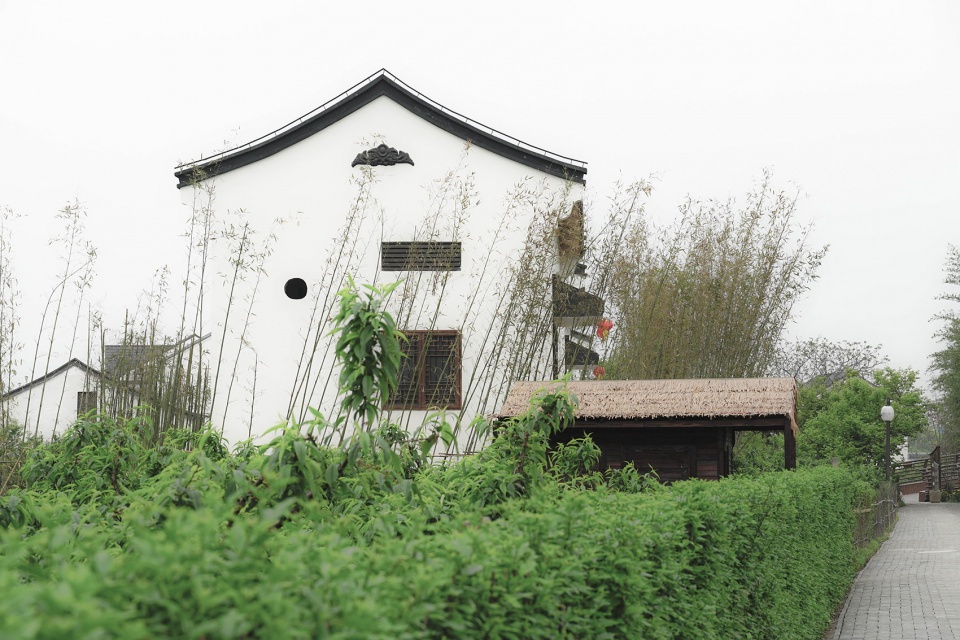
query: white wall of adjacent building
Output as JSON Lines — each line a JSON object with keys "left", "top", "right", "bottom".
{"left": 179, "top": 94, "right": 584, "bottom": 443}
{"left": 5, "top": 363, "right": 99, "bottom": 441}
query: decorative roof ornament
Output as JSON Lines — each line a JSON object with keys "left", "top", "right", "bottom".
{"left": 351, "top": 143, "right": 414, "bottom": 167}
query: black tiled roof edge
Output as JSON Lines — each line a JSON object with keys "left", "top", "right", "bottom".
{"left": 174, "top": 69, "right": 587, "bottom": 188}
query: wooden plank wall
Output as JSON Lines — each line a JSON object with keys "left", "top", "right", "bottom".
{"left": 553, "top": 426, "right": 732, "bottom": 482}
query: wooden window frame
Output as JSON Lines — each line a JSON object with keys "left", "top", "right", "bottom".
{"left": 77, "top": 390, "right": 98, "bottom": 416}
{"left": 386, "top": 330, "right": 462, "bottom": 410}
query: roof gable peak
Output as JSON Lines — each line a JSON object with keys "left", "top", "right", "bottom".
{"left": 175, "top": 69, "right": 586, "bottom": 188}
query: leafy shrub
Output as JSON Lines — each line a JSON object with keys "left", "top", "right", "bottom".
{"left": 941, "top": 488, "right": 960, "bottom": 503}
{"left": 0, "top": 419, "right": 42, "bottom": 493}
{"left": 0, "top": 282, "right": 874, "bottom": 638}
{"left": 0, "top": 463, "right": 868, "bottom": 639}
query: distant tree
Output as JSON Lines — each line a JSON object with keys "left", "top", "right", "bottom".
{"left": 908, "top": 406, "right": 945, "bottom": 457}
{"left": 769, "top": 337, "right": 888, "bottom": 384}
{"left": 797, "top": 368, "right": 927, "bottom": 471}
{"left": 605, "top": 171, "right": 827, "bottom": 379}
{"left": 930, "top": 245, "right": 960, "bottom": 454}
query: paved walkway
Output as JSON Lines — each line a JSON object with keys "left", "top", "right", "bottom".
{"left": 831, "top": 503, "right": 960, "bottom": 639}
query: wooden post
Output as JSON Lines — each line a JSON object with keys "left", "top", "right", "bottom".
{"left": 784, "top": 419, "right": 797, "bottom": 470}
{"left": 551, "top": 326, "right": 558, "bottom": 380}
{"left": 931, "top": 445, "right": 941, "bottom": 489}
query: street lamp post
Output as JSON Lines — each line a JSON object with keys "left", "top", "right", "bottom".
{"left": 881, "top": 400, "right": 895, "bottom": 481}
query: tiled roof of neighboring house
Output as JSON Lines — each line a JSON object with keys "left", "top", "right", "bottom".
{"left": 498, "top": 378, "right": 799, "bottom": 433}
{"left": 102, "top": 344, "right": 173, "bottom": 378}
{"left": 174, "top": 69, "right": 588, "bottom": 188}
{"left": 1, "top": 358, "right": 101, "bottom": 399}
{"left": 101, "top": 334, "right": 208, "bottom": 378}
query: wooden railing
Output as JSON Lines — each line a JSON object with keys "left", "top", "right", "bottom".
{"left": 941, "top": 452, "right": 960, "bottom": 491}
{"left": 853, "top": 482, "right": 898, "bottom": 548}
{"left": 895, "top": 447, "right": 960, "bottom": 497}
{"left": 895, "top": 459, "right": 928, "bottom": 484}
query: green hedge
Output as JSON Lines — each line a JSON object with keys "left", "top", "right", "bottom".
{"left": 0, "top": 466, "right": 869, "bottom": 639}
{"left": 1, "top": 287, "right": 874, "bottom": 638}
{"left": 361, "top": 467, "right": 868, "bottom": 639}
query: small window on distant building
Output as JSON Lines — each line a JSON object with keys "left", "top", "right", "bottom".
{"left": 381, "top": 242, "right": 461, "bottom": 272}
{"left": 77, "top": 391, "right": 98, "bottom": 416}
{"left": 387, "top": 331, "right": 461, "bottom": 410}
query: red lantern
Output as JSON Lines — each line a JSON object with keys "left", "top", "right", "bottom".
{"left": 596, "top": 318, "right": 614, "bottom": 342}
{"left": 593, "top": 365, "right": 606, "bottom": 380}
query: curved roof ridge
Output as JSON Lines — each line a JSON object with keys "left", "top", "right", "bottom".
{"left": 175, "top": 68, "right": 391, "bottom": 172}
{"left": 175, "top": 69, "right": 587, "bottom": 188}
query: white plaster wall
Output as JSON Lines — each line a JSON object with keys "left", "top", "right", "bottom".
{"left": 180, "top": 96, "right": 584, "bottom": 443}
{"left": 7, "top": 366, "right": 99, "bottom": 440}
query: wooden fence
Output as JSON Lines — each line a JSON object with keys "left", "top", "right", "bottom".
{"left": 895, "top": 447, "right": 960, "bottom": 498}
{"left": 853, "top": 482, "right": 898, "bottom": 548}
{"left": 941, "top": 452, "right": 960, "bottom": 491}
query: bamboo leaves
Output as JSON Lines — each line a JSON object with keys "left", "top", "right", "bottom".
{"left": 606, "top": 171, "right": 827, "bottom": 380}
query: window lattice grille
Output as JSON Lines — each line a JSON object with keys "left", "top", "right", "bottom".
{"left": 77, "top": 391, "right": 98, "bottom": 415}
{"left": 387, "top": 331, "right": 461, "bottom": 410}
{"left": 381, "top": 242, "right": 461, "bottom": 272}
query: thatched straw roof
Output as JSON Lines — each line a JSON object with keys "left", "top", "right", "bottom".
{"left": 498, "top": 378, "right": 798, "bottom": 433}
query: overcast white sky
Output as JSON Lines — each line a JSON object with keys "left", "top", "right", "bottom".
{"left": 1, "top": 1, "right": 957, "bottom": 390}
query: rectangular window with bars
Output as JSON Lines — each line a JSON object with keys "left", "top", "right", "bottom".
{"left": 387, "top": 330, "right": 461, "bottom": 410}
{"left": 381, "top": 241, "right": 461, "bottom": 271}
{"left": 77, "top": 391, "right": 98, "bottom": 416}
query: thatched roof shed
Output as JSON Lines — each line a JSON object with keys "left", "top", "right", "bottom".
{"left": 498, "top": 378, "right": 798, "bottom": 434}
{"left": 498, "top": 378, "right": 799, "bottom": 479}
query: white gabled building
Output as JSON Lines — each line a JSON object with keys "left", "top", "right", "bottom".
{"left": 174, "top": 70, "right": 600, "bottom": 444}
{"left": 2, "top": 336, "right": 209, "bottom": 441}
{"left": 3, "top": 358, "right": 100, "bottom": 440}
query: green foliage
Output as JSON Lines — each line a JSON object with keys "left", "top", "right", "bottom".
{"left": 732, "top": 431, "right": 786, "bottom": 475}
{"left": 3, "top": 384, "right": 868, "bottom": 640}
{"left": 941, "top": 488, "right": 960, "bottom": 502}
{"left": 733, "top": 367, "right": 929, "bottom": 475}
{"left": 0, "top": 279, "right": 875, "bottom": 639}
{"left": 907, "top": 409, "right": 943, "bottom": 457}
{"left": 606, "top": 170, "right": 827, "bottom": 379}
{"left": 22, "top": 413, "right": 156, "bottom": 498}
{"left": 602, "top": 462, "right": 660, "bottom": 493}
{"left": 852, "top": 537, "right": 884, "bottom": 569}
{"left": 797, "top": 369, "right": 927, "bottom": 470}
{"left": 0, "top": 449, "right": 870, "bottom": 639}
{"left": 331, "top": 277, "right": 403, "bottom": 432}
{"left": 0, "top": 420, "right": 42, "bottom": 493}
{"left": 549, "top": 434, "right": 602, "bottom": 482}
{"left": 440, "top": 386, "right": 578, "bottom": 508}
{"left": 931, "top": 244, "right": 960, "bottom": 453}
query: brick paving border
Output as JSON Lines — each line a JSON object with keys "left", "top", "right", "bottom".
{"left": 830, "top": 503, "right": 960, "bottom": 639}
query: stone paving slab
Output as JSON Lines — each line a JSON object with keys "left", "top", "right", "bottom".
{"left": 831, "top": 503, "right": 960, "bottom": 640}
